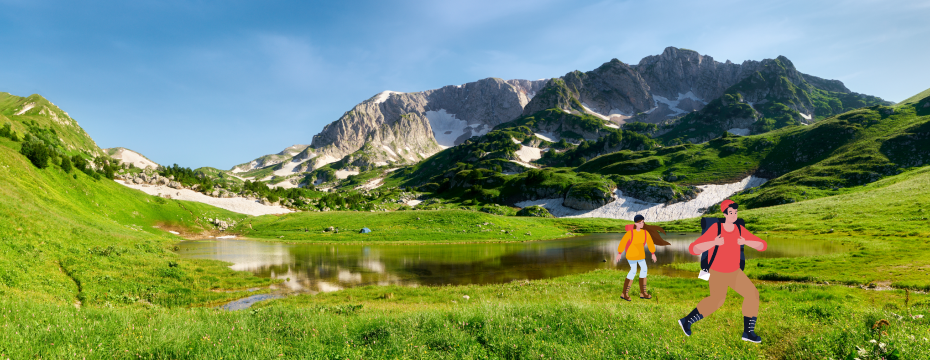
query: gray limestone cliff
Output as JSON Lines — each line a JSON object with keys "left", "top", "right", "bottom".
{"left": 306, "top": 77, "right": 548, "bottom": 170}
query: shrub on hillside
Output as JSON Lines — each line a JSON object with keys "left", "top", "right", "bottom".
{"left": 60, "top": 156, "right": 73, "bottom": 173}
{"left": 71, "top": 155, "right": 88, "bottom": 172}
{"left": 525, "top": 169, "right": 552, "bottom": 185}
{"left": 516, "top": 205, "right": 553, "bottom": 218}
{"left": 19, "top": 137, "right": 51, "bottom": 169}
{"left": 0, "top": 123, "right": 11, "bottom": 138}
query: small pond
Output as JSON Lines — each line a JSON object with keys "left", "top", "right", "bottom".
{"left": 177, "top": 233, "right": 850, "bottom": 295}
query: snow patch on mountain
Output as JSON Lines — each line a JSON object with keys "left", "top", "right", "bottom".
{"left": 14, "top": 103, "right": 35, "bottom": 115}
{"left": 652, "top": 91, "right": 707, "bottom": 117}
{"left": 580, "top": 102, "right": 631, "bottom": 123}
{"left": 116, "top": 181, "right": 291, "bottom": 216}
{"left": 371, "top": 91, "right": 402, "bottom": 104}
{"left": 269, "top": 179, "right": 298, "bottom": 189}
{"left": 313, "top": 154, "right": 339, "bottom": 168}
{"left": 273, "top": 156, "right": 314, "bottom": 176}
{"left": 515, "top": 145, "right": 542, "bottom": 163}
{"left": 355, "top": 178, "right": 384, "bottom": 191}
{"left": 516, "top": 175, "right": 767, "bottom": 222}
{"left": 335, "top": 170, "right": 359, "bottom": 179}
{"left": 382, "top": 145, "right": 399, "bottom": 159}
{"left": 426, "top": 109, "right": 489, "bottom": 148}
{"left": 106, "top": 148, "right": 159, "bottom": 170}
{"left": 231, "top": 162, "right": 256, "bottom": 173}
{"left": 534, "top": 132, "right": 559, "bottom": 142}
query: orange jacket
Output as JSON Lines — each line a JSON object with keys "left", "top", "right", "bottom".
{"left": 618, "top": 229, "right": 655, "bottom": 261}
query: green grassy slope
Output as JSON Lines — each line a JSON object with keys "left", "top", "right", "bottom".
{"left": 666, "top": 165, "right": 930, "bottom": 289}
{"left": 731, "top": 100, "right": 930, "bottom": 208}
{"left": 898, "top": 87, "right": 930, "bottom": 106}
{"left": 0, "top": 142, "right": 272, "bottom": 308}
{"left": 0, "top": 92, "right": 103, "bottom": 157}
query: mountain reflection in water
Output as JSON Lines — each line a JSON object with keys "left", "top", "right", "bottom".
{"left": 176, "top": 233, "right": 849, "bottom": 294}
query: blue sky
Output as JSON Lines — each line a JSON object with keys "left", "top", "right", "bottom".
{"left": 1, "top": 0, "right": 928, "bottom": 169}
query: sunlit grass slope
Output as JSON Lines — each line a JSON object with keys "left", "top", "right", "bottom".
{"left": 0, "top": 144, "right": 273, "bottom": 308}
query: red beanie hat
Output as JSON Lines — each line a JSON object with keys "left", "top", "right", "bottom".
{"left": 720, "top": 199, "right": 735, "bottom": 213}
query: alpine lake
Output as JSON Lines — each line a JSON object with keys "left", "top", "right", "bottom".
{"left": 175, "top": 233, "right": 852, "bottom": 310}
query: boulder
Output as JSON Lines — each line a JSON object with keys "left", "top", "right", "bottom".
{"left": 516, "top": 205, "right": 553, "bottom": 218}
{"left": 613, "top": 177, "right": 701, "bottom": 204}
{"left": 562, "top": 181, "right": 616, "bottom": 210}
{"left": 168, "top": 181, "right": 182, "bottom": 189}
{"left": 211, "top": 218, "right": 230, "bottom": 230}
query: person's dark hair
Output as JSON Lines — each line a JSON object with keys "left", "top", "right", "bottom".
{"left": 633, "top": 214, "right": 644, "bottom": 223}
{"left": 724, "top": 202, "right": 738, "bottom": 214}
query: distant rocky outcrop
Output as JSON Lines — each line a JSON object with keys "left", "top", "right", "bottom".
{"left": 105, "top": 147, "right": 160, "bottom": 170}
{"left": 308, "top": 78, "right": 548, "bottom": 170}
{"left": 562, "top": 181, "right": 617, "bottom": 210}
{"left": 613, "top": 177, "right": 702, "bottom": 204}
{"left": 231, "top": 144, "right": 311, "bottom": 173}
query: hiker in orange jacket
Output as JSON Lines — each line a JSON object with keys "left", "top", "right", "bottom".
{"left": 615, "top": 214, "right": 657, "bottom": 301}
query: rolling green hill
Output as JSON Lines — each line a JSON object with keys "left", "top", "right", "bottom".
{"left": 658, "top": 57, "right": 890, "bottom": 144}
{"left": 0, "top": 115, "right": 271, "bottom": 309}
{"left": 898, "top": 86, "right": 930, "bottom": 106}
{"left": 0, "top": 92, "right": 104, "bottom": 158}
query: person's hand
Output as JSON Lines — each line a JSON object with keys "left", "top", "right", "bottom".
{"left": 614, "top": 252, "right": 622, "bottom": 264}
{"left": 651, "top": 253, "right": 657, "bottom": 263}
{"left": 737, "top": 236, "right": 747, "bottom": 245}
{"left": 712, "top": 235, "right": 725, "bottom": 246}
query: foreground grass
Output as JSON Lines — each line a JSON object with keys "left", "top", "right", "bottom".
{"left": 2, "top": 270, "right": 928, "bottom": 359}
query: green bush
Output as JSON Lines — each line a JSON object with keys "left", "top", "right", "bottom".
{"left": 60, "top": 155, "right": 73, "bottom": 173}
{"left": 516, "top": 205, "right": 554, "bottom": 218}
{"left": 19, "top": 137, "right": 51, "bottom": 169}
{"left": 0, "top": 123, "right": 11, "bottom": 138}
{"left": 71, "top": 155, "right": 88, "bottom": 171}
{"left": 525, "top": 169, "right": 551, "bottom": 185}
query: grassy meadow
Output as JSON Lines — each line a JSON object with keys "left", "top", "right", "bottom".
{"left": 231, "top": 208, "right": 635, "bottom": 243}
{"left": 2, "top": 271, "right": 928, "bottom": 359}
{"left": 3, "top": 94, "right": 930, "bottom": 358}
{"left": 0, "top": 144, "right": 275, "bottom": 308}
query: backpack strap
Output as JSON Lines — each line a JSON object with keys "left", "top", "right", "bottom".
{"left": 706, "top": 223, "right": 721, "bottom": 270}
{"left": 623, "top": 233, "right": 634, "bottom": 253}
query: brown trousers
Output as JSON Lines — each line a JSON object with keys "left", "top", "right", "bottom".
{"left": 696, "top": 269, "right": 760, "bottom": 317}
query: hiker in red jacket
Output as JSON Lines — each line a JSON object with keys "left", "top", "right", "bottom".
{"left": 678, "top": 199, "right": 768, "bottom": 343}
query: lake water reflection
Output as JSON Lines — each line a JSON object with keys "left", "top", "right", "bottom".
{"left": 176, "top": 233, "right": 850, "bottom": 294}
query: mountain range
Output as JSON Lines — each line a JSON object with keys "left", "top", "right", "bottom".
{"left": 229, "top": 47, "right": 889, "bottom": 186}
